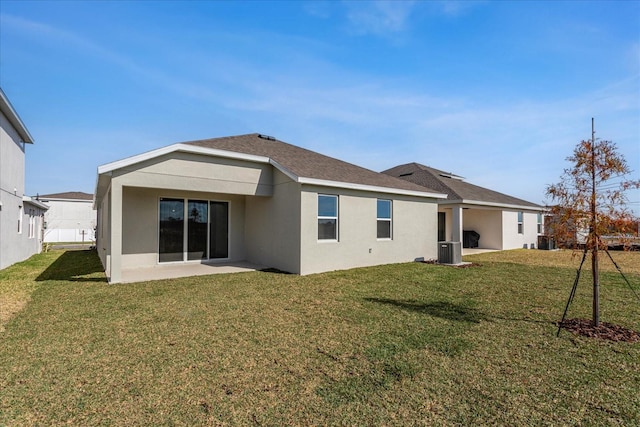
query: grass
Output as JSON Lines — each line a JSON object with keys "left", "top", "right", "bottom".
{"left": 1, "top": 249, "right": 639, "bottom": 425}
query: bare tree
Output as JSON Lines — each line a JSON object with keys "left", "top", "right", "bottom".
{"left": 546, "top": 119, "right": 640, "bottom": 326}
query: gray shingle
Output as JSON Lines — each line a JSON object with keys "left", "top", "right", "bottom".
{"left": 184, "top": 134, "right": 440, "bottom": 194}
{"left": 382, "top": 162, "right": 542, "bottom": 208}
{"left": 37, "top": 191, "right": 94, "bottom": 201}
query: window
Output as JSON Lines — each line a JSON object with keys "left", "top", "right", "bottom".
{"left": 537, "top": 213, "right": 543, "bottom": 234}
{"left": 318, "top": 194, "right": 338, "bottom": 240}
{"left": 28, "top": 209, "right": 35, "bottom": 238}
{"left": 209, "top": 201, "right": 229, "bottom": 259}
{"left": 517, "top": 211, "right": 524, "bottom": 234}
{"left": 159, "top": 198, "right": 229, "bottom": 263}
{"left": 187, "top": 200, "right": 208, "bottom": 260}
{"left": 438, "top": 212, "right": 446, "bottom": 242}
{"left": 377, "top": 199, "right": 392, "bottom": 239}
{"left": 18, "top": 205, "right": 23, "bottom": 234}
{"left": 159, "top": 198, "right": 185, "bottom": 262}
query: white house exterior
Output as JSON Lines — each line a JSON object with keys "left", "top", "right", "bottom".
{"left": 37, "top": 192, "right": 96, "bottom": 243}
{"left": 383, "top": 163, "right": 545, "bottom": 251}
{"left": 0, "top": 88, "right": 48, "bottom": 270}
{"left": 95, "top": 134, "right": 446, "bottom": 283}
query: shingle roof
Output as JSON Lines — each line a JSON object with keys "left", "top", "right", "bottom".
{"left": 183, "top": 134, "right": 442, "bottom": 195}
{"left": 382, "top": 162, "right": 542, "bottom": 209}
{"left": 37, "top": 191, "right": 94, "bottom": 201}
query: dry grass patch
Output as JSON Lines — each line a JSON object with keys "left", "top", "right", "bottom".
{"left": 464, "top": 248, "right": 640, "bottom": 275}
{"left": 0, "top": 251, "right": 66, "bottom": 332}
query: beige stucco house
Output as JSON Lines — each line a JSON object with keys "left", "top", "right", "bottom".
{"left": 383, "top": 163, "right": 545, "bottom": 251}
{"left": 0, "top": 87, "right": 48, "bottom": 270}
{"left": 95, "top": 134, "right": 446, "bottom": 283}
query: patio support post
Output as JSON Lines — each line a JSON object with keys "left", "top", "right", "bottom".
{"left": 452, "top": 205, "right": 463, "bottom": 244}
{"left": 109, "top": 182, "right": 123, "bottom": 284}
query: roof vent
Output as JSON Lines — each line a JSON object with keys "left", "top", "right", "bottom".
{"left": 399, "top": 172, "right": 413, "bottom": 177}
{"left": 439, "top": 172, "right": 464, "bottom": 180}
{"left": 258, "top": 134, "right": 276, "bottom": 141}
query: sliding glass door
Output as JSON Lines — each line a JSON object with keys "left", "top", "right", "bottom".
{"left": 210, "top": 201, "right": 229, "bottom": 259}
{"left": 159, "top": 198, "right": 185, "bottom": 262}
{"left": 187, "top": 200, "right": 208, "bottom": 260}
{"left": 159, "top": 198, "right": 229, "bottom": 263}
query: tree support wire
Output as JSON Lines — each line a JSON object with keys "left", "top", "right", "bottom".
{"left": 604, "top": 249, "right": 640, "bottom": 304}
{"left": 557, "top": 247, "right": 640, "bottom": 337}
{"left": 557, "top": 248, "right": 589, "bottom": 337}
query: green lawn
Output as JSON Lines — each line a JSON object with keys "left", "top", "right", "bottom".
{"left": 1, "top": 249, "right": 639, "bottom": 425}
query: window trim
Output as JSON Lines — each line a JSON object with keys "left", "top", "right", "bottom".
{"left": 317, "top": 194, "right": 339, "bottom": 241}
{"left": 377, "top": 199, "right": 392, "bottom": 240}
{"left": 537, "top": 213, "right": 543, "bottom": 234}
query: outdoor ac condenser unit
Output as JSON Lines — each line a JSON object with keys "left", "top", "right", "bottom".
{"left": 438, "top": 241, "right": 462, "bottom": 264}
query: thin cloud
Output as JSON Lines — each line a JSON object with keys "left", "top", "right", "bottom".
{"left": 0, "top": 13, "right": 215, "bottom": 101}
{"left": 345, "top": 1, "right": 417, "bottom": 36}
{"left": 437, "top": 1, "right": 485, "bottom": 17}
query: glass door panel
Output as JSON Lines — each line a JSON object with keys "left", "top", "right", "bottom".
{"left": 438, "top": 212, "right": 446, "bottom": 241}
{"left": 210, "top": 201, "right": 229, "bottom": 259}
{"left": 159, "top": 198, "right": 184, "bottom": 262}
{"left": 187, "top": 200, "right": 208, "bottom": 260}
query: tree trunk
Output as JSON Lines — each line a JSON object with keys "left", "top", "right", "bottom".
{"left": 590, "top": 118, "right": 600, "bottom": 327}
{"left": 592, "top": 245, "right": 599, "bottom": 326}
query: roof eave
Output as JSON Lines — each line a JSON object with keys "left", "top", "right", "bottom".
{"left": 0, "top": 88, "right": 34, "bottom": 144}
{"left": 299, "top": 177, "right": 448, "bottom": 199}
{"left": 439, "top": 199, "right": 544, "bottom": 211}
{"left": 22, "top": 196, "right": 49, "bottom": 210}
{"left": 97, "top": 143, "right": 272, "bottom": 176}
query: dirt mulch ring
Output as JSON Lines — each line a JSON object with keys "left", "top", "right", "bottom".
{"left": 558, "top": 318, "right": 640, "bottom": 343}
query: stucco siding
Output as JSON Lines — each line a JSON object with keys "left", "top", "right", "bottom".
{"left": 0, "top": 202, "right": 45, "bottom": 270}
{"left": 119, "top": 186, "right": 247, "bottom": 270}
{"left": 0, "top": 110, "right": 26, "bottom": 198}
{"left": 244, "top": 169, "right": 300, "bottom": 273}
{"left": 0, "top": 110, "right": 34, "bottom": 270}
{"left": 299, "top": 186, "right": 438, "bottom": 275}
{"left": 96, "top": 186, "right": 111, "bottom": 274}
{"left": 112, "top": 152, "right": 273, "bottom": 196}
{"left": 437, "top": 207, "right": 454, "bottom": 241}
{"left": 502, "top": 210, "right": 541, "bottom": 250}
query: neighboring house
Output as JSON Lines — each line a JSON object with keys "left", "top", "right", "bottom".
{"left": 95, "top": 134, "right": 446, "bottom": 283}
{"left": 0, "top": 87, "right": 48, "bottom": 270}
{"left": 383, "top": 163, "right": 545, "bottom": 251}
{"left": 36, "top": 192, "right": 96, "bottom": 243}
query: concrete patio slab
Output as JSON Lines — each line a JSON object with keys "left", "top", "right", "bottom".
{"left": 462, "top": 248, "right": 501, "bottom": 256}
{"left": 120, "top": 260, "right": 266, "bottom": 284}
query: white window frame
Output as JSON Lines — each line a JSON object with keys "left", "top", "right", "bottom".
{"left": 377, "top": 199, "right": 392, "bottom": 240}
{"left": 517, "top": 211, "right": 524, "bottom": 234}
{"left": 537, "top": 213, "right": 543, "bottom": 234}
{"left": 317, "top": 194, "right": 339, "bottom": 241}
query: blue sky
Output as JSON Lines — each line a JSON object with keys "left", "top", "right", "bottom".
{"left": 1, "top": 1, "right": 639, "bottom": 213}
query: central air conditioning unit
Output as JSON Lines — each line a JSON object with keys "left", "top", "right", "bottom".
{"left": 438, "top": 241, "right": 461, "bottom": 264}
